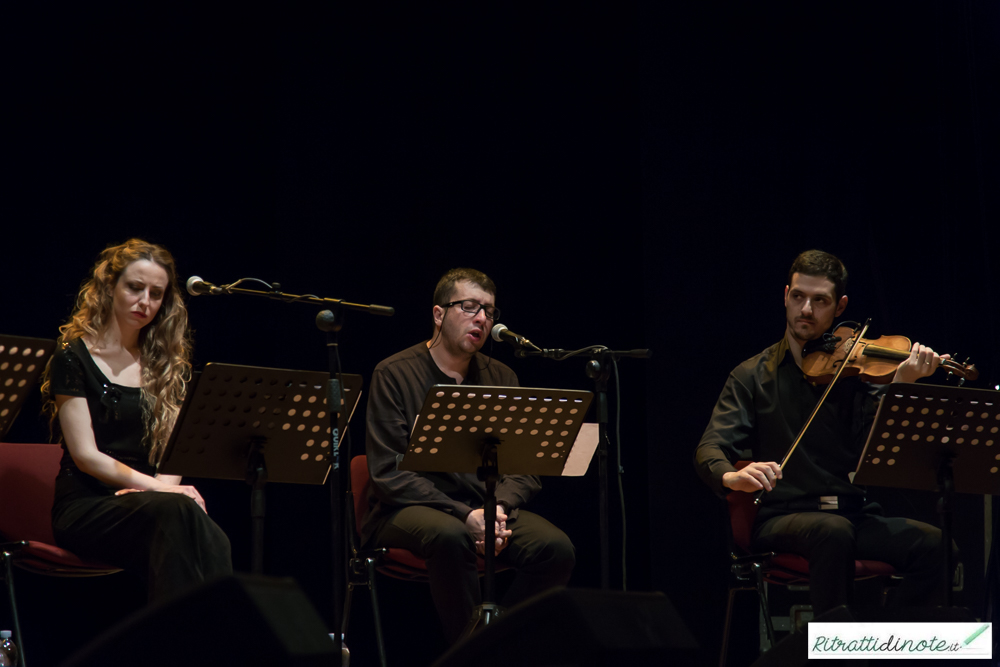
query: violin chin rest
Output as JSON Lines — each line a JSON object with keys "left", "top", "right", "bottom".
{"left": 803, "top": 332, "right": 841, "bottom": 357}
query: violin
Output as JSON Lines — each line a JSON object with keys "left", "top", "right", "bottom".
{"left": 801, "top": 325, "right": 979, "bottom": 384}
{"left": 753, "top": 320, "right": 978, "bottom": 505}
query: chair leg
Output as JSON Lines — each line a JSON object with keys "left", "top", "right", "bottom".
{"left": 1, "top": 551, "right": 26, "bottom": 667}
{"left": 366, "top": 557, "right": 388, "bottom": 667}
{"left": 342, "top": 580, "right": 354, "bottom": 638}
{"left": 719, "top": 586, "right": 740, "bottom": 667}
{"left": 752, "top": 563, "right": 775, "bottom": 651}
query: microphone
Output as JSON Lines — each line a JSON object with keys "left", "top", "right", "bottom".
{"left": 491, "top": 323, "right": 541, "bottom": 352}
{"left": 185, "top": 276, "right": 224, "bottom": 296}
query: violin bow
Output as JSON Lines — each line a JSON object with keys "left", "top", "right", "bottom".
{"left": 752, "top": 318, "right": 872, "bottom": 506}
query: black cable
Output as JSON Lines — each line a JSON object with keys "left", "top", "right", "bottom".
{"left": 537, "top": 344, "right": 629, "bottom": 590}
{"left": 223, "top": 277, "right": 273, "bottom": 290}
{"left": 611, "top": 356, "right": 626, "bottom": 591}
{"left": 222, "top": 277, "right": 322, "bottom": 304}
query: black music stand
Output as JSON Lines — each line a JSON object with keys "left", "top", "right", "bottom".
{"left": 0, "top": 335, "right": 55, "bottom": 440}
{"left": 854, "top": 382, "right": 1000, "bottom": 606}
{"left": 399, "top": 384, "right": 597, "bottom": 635}
{"left": 159, "top": 363, "right": 363, "bottom": 574}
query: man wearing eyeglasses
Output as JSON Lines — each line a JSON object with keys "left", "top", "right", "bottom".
{"left": 362, "top": 267, "right": 575, "bottom": 644}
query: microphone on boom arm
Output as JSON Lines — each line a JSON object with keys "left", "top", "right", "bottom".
{"left": 185, "top": 276, "right": 225, "bottom": 296}
{"left": 491, "top": 323, "right": 542, "bottom": 352}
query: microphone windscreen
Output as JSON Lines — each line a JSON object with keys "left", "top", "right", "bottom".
{"left": 186, "top": 276, "right": 204, "bottom": 296}
{"left": 491, "top": 323, "right": 508, "bottom": 342}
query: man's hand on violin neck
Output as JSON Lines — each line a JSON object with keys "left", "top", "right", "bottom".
{"left": 723, "top": 461, "right": 782, "bottom": 493}
{"left": 892, "top": 342, "right": 950, "bottom": 384}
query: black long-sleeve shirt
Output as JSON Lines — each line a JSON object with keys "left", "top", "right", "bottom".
{"left": 361, "top": 342, "right": 541, "bottom": 544}
{"left": 694, "top": 336, "right": 881, "bottom": 508}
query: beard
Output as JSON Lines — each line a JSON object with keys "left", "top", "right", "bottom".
{"left": 787, "top": 316, "right": 825, "bottom": 342}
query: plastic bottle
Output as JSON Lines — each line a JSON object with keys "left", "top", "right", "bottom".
{"left": 330, "top": 632, "right": 349, "bottom": 666}
{"left": 0, "top": 630, "right": 17, "bottom": 667}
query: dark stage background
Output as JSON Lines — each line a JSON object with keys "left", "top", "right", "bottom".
{"left": 3, "top": 3, "right": 998, "bottom": 666}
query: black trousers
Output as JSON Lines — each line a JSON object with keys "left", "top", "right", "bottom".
{"left": 368, "top": 506, "right": 575, "bottom": 643}
{"left": 752, "top": 509, "right": 949, "bottom": 614}
{"left": 52, "top": 491, "right": 233, "bottom": 603}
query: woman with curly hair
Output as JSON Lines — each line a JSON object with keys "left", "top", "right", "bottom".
{"left": 42, "top": 239, "right": 231, "bottom": 602}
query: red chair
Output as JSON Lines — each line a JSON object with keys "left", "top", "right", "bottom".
{"left": 0, "top": 442, "right": 121, "bottom": 665}
{"left": 719, "top": 461, "right": 896, "bottom": 666}
{"left": 343, "top": 455, "right": 509, "bottom": 667}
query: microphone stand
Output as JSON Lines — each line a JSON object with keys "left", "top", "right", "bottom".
{"left": 515, "top": 345, "right": 651, "bottom": 590}
{"left": 192, "top": 278, "right": 395, "bottom": 317}
{"left": 188, "top": 277, "right": 393, "bottom": 656}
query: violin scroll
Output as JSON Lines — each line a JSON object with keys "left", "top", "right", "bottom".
{"left": 943, "top": 355, "right": 978, "bottom": 384}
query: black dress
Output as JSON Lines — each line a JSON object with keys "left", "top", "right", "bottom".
{"left": 49, "top": 338, "right": 232, "bottom": 602}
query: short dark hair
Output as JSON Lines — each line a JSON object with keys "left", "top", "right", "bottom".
{"left": 432, "top": 268, "right": 496, "bottom": 306}
{"left": 788, "top": 250, "right": 848, "bottom": 300}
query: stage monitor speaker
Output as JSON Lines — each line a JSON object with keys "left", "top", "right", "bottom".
{"left": 749, "top": 605, "right": 856, "bottom": 667}
{"left": 60, "top": 575, "right": 337, "bottom": 667}
{"left": 433, "top": 588, "right": 699, "bottom": 667}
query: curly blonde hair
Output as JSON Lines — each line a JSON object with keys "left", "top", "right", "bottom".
{"left": 41, "top": 239, "right": 192, "bottom": 466}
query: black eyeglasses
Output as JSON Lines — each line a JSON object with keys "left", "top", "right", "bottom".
{"left": 443, "top": 299, "right": 500, "bottom": 321}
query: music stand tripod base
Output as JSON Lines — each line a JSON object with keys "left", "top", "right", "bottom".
{"left": 462, "top": 603, "right": 502, "bottom": 637}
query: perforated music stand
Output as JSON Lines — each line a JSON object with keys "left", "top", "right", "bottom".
{"left": 0, "top": 335, "right": 56, "bottom": 440}
{"left": 854, "top": 382, "right": 1000, "bottom": 605}
{"left": 159, "top": 362, "right": 363, "bottom": 574}
{"left": 399, "top": 384, "right": 597, "bottom": 635}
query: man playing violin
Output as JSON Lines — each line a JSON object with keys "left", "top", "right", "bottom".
{"left": 694, "top": 249, "right": 951, "bottom": 616}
